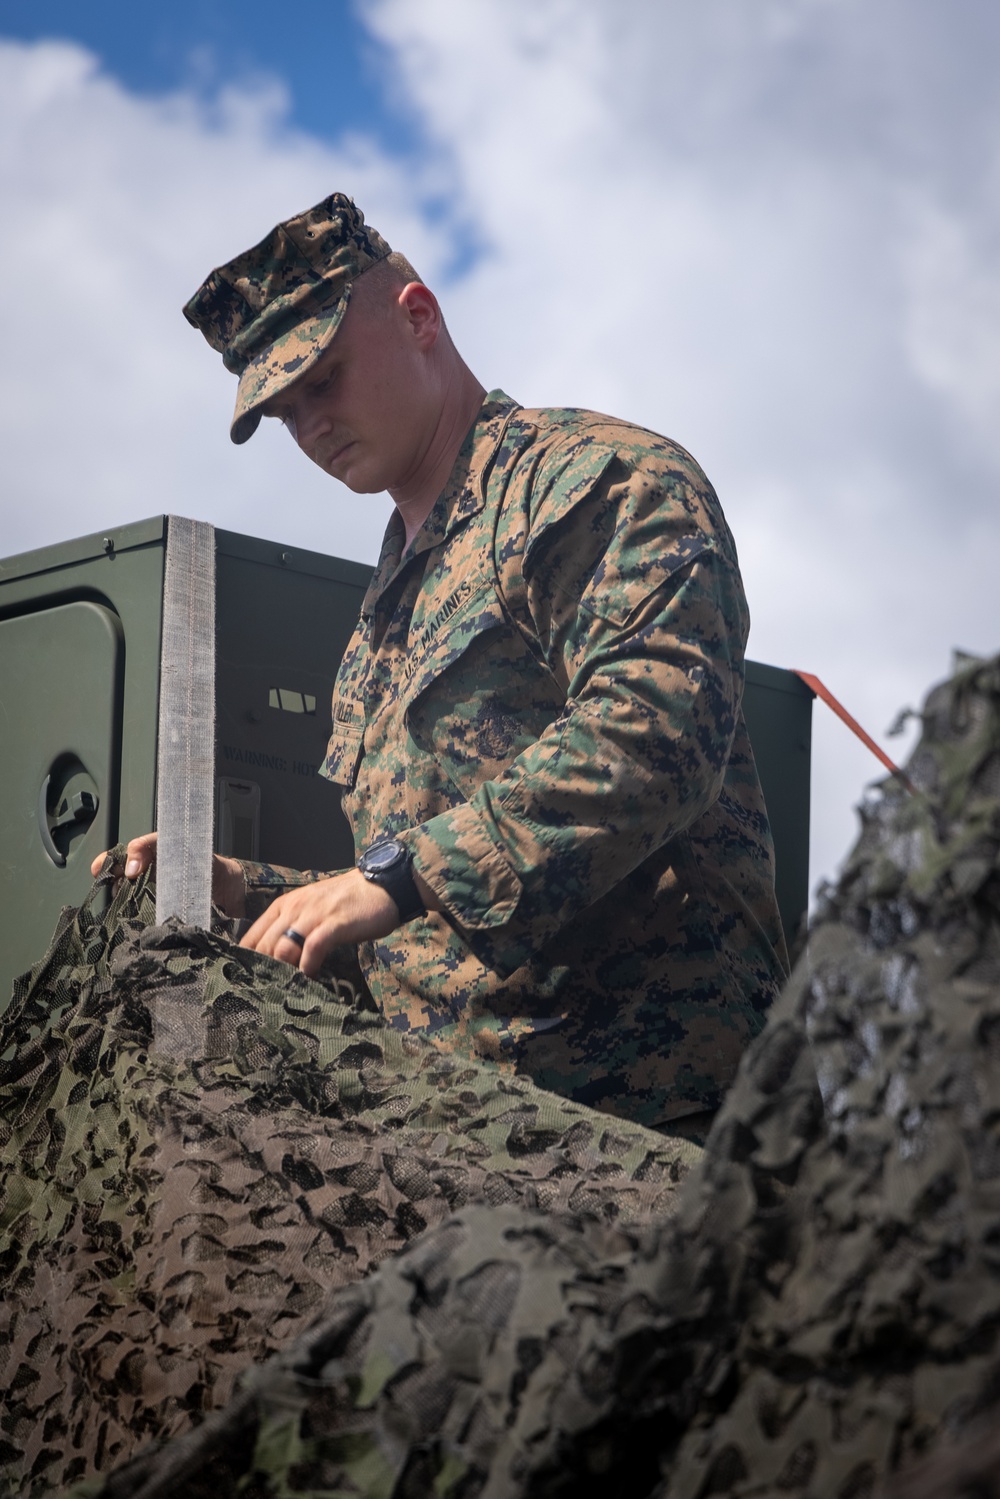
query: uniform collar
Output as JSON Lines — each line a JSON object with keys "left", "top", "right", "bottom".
{"left": 362, "top": 389, "right": 520, "bottom": 615}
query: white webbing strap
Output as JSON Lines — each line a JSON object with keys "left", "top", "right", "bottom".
{"left": 155, "top": 516, "right": 216, "bottom": 928}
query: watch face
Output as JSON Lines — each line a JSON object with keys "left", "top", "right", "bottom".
{"left": 363, "top": 839, "right": 405, "bottom": 873}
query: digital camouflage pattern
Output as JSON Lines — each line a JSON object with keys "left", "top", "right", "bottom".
{"left": 242, "top": 392, "right": 788, "bottom": 1128}
{"left": 182, "top": 192, "right": 391, "bottom": 444}
{"left": 0, "top": 864, "right": 699, "bottom": 1497}
{"left": 63, "top": 649, "right": 1000, "bottom": 1499}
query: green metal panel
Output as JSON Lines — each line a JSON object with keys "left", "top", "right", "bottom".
{"left": 0, "top": 519, "right": 373, "bottom": 1007}
{"left": 0, "top": 522, "right": 167, "bottom": 1008}
{"left": 0, "top": 601, "right": 122, "bottom": 993}
{"left": 213, "top": 528, "right": 371, "bottom": 872}
{"left": 742, "top": 661, "right": 813, "bottom": 948}
{"left": 0, "top": 516, "right": 168, "bottom": 854}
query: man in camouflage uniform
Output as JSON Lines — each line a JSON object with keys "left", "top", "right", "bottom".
{"left": 104, "top": 192, "right": 787, "bottom": 1131}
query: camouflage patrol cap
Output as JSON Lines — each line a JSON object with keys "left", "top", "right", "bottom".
{"left": 183, "top": 193, "right": 391, "bottom": 444}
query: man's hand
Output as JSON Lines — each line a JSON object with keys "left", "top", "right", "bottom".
{"left": 90, "top": 834, "right": 247, "bottom": 918}
{"left": 239, "top": 868, "right": 411, "bottom": 978}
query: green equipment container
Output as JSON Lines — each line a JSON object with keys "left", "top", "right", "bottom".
{"left": 0, "top": 518, "right": 369, "bottom": 1007}
{"left": 742, "top": 661, "right": 813, "bottom": 951}
{"left": 0, "top": 518, "right": 812, "bottom": 1009}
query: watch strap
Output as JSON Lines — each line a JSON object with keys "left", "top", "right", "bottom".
{"left": 358, "top": 840, "right": 426, "bottom": 923}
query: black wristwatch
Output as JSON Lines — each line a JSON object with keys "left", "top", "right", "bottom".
{"left": 357, "top": 838, "right": 426, "bottom": 923}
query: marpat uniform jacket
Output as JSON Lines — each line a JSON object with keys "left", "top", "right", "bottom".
{"left": 242, "top": 392, "right": 788, "bottom": 1127}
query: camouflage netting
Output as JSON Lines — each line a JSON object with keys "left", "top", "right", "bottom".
{"left": 887, "top": 1411, "right": 1000, "bottom": 1499}
{"left": 0, "top": 868, "right": 700, "bottom": 1496}
{"left": 5, "top": 650, "right": 1000, "bottom": 1498}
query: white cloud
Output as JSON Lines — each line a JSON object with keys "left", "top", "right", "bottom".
{"left": 901, "top": 193, "right": 1000, "bottom": 459}
{"left": 0, "top": 39, "right": 438, "bottom": 566}
{"left": 364, "top": 0, "right": 1000, "bottom": 893}
{"left": 1, "top": 3, "right": 998, "bottom": 902}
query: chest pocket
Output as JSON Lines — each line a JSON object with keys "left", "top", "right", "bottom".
{"left": 402, "top": 578, "right": 565, "bottom": 800}
{"left": 321, "top": 627, "right": 368, "bottom": 790}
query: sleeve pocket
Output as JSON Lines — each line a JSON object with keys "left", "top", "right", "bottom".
{"left": 577, "top": 533, "right": 715, "bottom": 629}
{"left": 320, "top": 718, "right": 363, "bottom": 789}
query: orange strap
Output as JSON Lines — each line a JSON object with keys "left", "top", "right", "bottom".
{"left": 794, "top": 670, "right": 915, "bottom": 794}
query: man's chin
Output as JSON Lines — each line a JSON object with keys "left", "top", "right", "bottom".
{"left": 339, "top": 478, "right": 385, "bottom": 496}
{"left": 327, "top": 460, "right": 385, "bottom": 496}
{"left": 319, "top": 444, "right": 362, "bottom": 483}
{"left": 313, "top": 444, "right": 390, "bottom": 495}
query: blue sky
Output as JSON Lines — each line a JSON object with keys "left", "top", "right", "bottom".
{"left": 1, "top": 0, "right": 998, "bottom": 891}
{"left": 0, "top": 0, "right": 412, "bottom": 149}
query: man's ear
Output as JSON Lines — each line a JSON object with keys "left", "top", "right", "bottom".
{"left": 398, "top": 282, "right": 441, "bottom": 349}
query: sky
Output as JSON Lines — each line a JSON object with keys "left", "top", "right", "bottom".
{"left": 1, "top": 0, "right": 998, "bottom": 900}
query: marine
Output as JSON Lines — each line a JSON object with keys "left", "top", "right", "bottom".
{"left": 97, "top": 191, "right": 788, "bottom": 1131}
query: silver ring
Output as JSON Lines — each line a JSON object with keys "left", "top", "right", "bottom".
{"left": 282, "top": 927, "right": 306, "bottom": 947}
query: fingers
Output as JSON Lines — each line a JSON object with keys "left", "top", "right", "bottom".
{"left": 241, "top": 904, "right": 333, "bottom": 977}
{"left": 90, "top": 832, "right": 158, "bottom": 881}
{"left": 278, "top": 924, "right": 324, "bottom": 976}
{"left": 240, "top": 898, "right": 331, "bottom": 971}
{"left": 295, "top": 920, "right": 345, "bottom": 979}
{"left": 239, "top": 871, "right": 400, "bottom": 976}
{"left": 123, "top": 832, "right": 158, "bottom": 878}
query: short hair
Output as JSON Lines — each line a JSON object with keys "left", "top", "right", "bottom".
{"left": 357, "top": 250, "right": 423, "bottom": 299}
{"left": 384, "top": 250, "right": 422, "bottom": 285}
{"left": 353, "top": 249, "right": 443, "bottom": 328}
